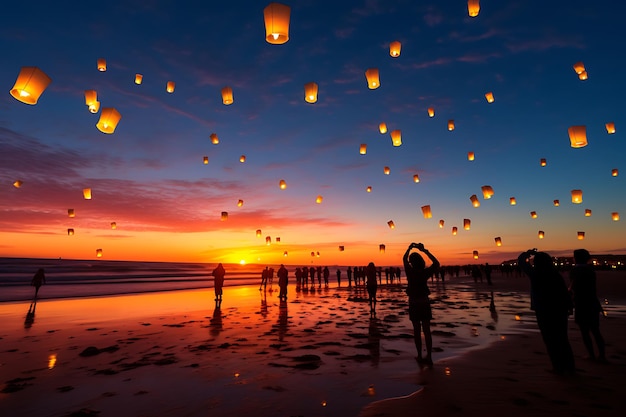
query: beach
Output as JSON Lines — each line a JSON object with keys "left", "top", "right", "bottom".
{"left": 1, "top": 270, "right": 625, "bottom": 417}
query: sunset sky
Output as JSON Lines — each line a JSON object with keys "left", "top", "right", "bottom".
{"left": 1, "top": 0, "right": 624, "bottom": 266}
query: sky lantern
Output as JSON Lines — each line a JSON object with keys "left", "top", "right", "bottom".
{"left": 111, "top": 222, "right": 117, "bottom": 229}
{"left": 571, "top": 189, "right": 583, "bottom": 204}
{"left": 578, "top": 71, "right": 588, "bottom": 81}
{"left": 365, "top": 68, "right": 380, "bottom": 89}
{"left": 237, "top": 199, "right": 244, "bottom": 207}
{"left": 83, "top": 188, "right": 92, "bottom": 200}
{"left": 379, "top": 122, "right": 387, "bottom": 134}
{"left": 612, "top": 168, "right": 618, "bottom": 177}
{"left": 203, "top": 156, "right": 209, "bottom": 164}
{"left": 68, "top": 209, "right": 75, "bottom": 218}
{"left": 256, "top": 229, "right": 262, "bottom": 237}
{"left": 96, "top": 248, "right": 103, "bottom": 258}
{"left": 421, "top": 205, "right": 432, "bottom": 219}
{"left": 10, "top": 67, "right": 52, "bottom": 105}
{"left": 568, "top": 126, "right": 588, "bottom": 148}
{"left": 240, "top": 155, "right": 246, "bottom": 163}
{"left": 439, "top": 219, "right": 445, "bottom": 228}
{"left": 316, "top": 195, "right": 323, "bottom": 204}
{"left": 484, "top": 91, "right": 494, "bottom": 103}
{"left": 452, "top": 226, "right": 458, "bottom": 235}
{"left": 383, "top": 166, "right": 390, "bottom": 175}
{"left": 584, "top": 209, "right": 592, "bottom": 217}
{"left": 540, "top": 158, "right": 547, "bottom": 167}
{"left": 339, "top": 245, "right": 345, "bottom": 251}
{"left": 283, "top": 251, "right": 288, "bottom": 257}
{"left": 360, "top": 144, "right": 367, "bottom": 154}
{"left": 473, "top": 250, "right": 479, "bottom": 259}
{"left": 266, "top": 236, "right": 272, "bottom": 245}
{"left": 279, "top": 179, "right": 287, "bottom": 189}
{"left": 264, "top": 3, "right": 290, "bottom": 44}
{"left": 166, "top": 81, "right": 175, "bottom": 93}
{"left": 310, "top": 251, "right": 315, "bottom": 257}
{"left": 530, "top": 211, "right": 537, "bottom": 219}
{"left": 389, "top": 41, "right": 401, "bottom": 57}
{"left": 495, "top": 237, "right": 502, "bottom": 246}
{"left": 612, "top": 212, "right": 620, "bottom": 221}
{"left": 538, "top": 230, "right": 545, "bottom": 239}
{"left": 463, "top": 219, "right": 471, "bottom": 230}
{"left": 468, "top": 0, "right": 480, "bottom": 17}
{"left": 448, "top": 120, "right": 455, "bottom": 131}
{"left": 428, "top": 107, "right": 435, "bottom": 117}
{"left": 470, "top": 194, "right": 480, "bottom": 207}
{"left": 413, "top": 174, "right": 420, "bottom": 183}
{"left": 387, "top": 220, "right": 395, "bottom": 229}
{"left": 221, "top": 211, "right": 228, "bottom": 221}
{"left": 573, "top": 62, "right": 585, "bottom": 74}
{"left": 481, "top": 185, "right": 494, "bottom": 199}
{"left": 577, "top": 231, "right": 585, "bottom": 240}
{"left": 467, "top": 151, "right": 475, "bottom": 161}
{"left": 97, "top": 58, "right": 106, "bottom": 71}
{"left": 135, "top": 74, "right": 143, "bottom": 84}
{"left": 210, "top": 133, "right": 219, "bottom": 144}
{"left": 13, "top": 180, "right": 23, "bottom": 188}
{"left": 379, "top": 244, "right": 386, "bottom": 253}
{"left": 222, "top": 86, "right": 234, "bottom": 105}
{"left": 366, "top": 186, "right": 372, "bottom": 193}
{"left": 605, "top": 122, "right": 616, "bottom": 134}
{"left": 390, "top": 130, "right": 402, "bottom": 146}
{"left": 553, "top": 199, "right": 560, "bottom": 207}
{"left": 84, "top": 90, "right": 99, "bottom": 113}
{"left": 67, "top": 228, "right": 74, "bottom": 236}
{"left": 96, "top": 108, "right": 121, "bottom": 134}
{"left": 510, "top": 197, "right": 517, "bottom": 205}
{"left": 304, "top": 82, "right": 318, "bottom": 103}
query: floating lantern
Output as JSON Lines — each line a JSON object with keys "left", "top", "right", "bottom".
{"left": 473, "top": 250, "right": 479, "bottom": 259}
{"left": 495, "top": 237, "right": 502, "bottom": 246}
{"left": 303, "top": 82, "right": 318, "bottom": 103}
{"left": 96, "top": 248, "right": 103, "bottom": 257}
{"left": 467, "top": 151, "right": 475, "bottom": 161}
{"left": 67, "top": 228, "right": 74, "bottom": 236}
{"left": 97, "top": 58, "right": 106, "bottom": 72}
{"left": 509, "top": 197, "right": 517, "bottom": 205}
{"left": 237, "top": 199, "right": 244, "bottom": 207}
{"left": 605, "top": 122, "right": 616, "bottom": 134}
{"left": 383, "top": 166, "right": 390, "bottom": 175}
{"left": 387, "top": 220, "right": 395, "bottom": 229}
{"left": 266, "top": 236, "right": 271, "bottom": 245}
{"left": 379, "top": 244, "right": 386, "bottom": 253}
{"left": 584, "top": 209, "right": 592, "bottom": 217}
{"left": 448, "top": 120, "right": 455, "bottom": 131}
{"left": 390, "top": 130, "right": 402, "bottom": 146}
{"left": 421, "top": 205, "right": 432, "bottom": 219}
{"left": 389, "top": 41, "right": 401, "bottom": 57}
{"left": 221, "top": 211, "right": 228, "bottom": 221}
{"left": 540, "top": 158, "right": 547, "bottom": 167}
{"left": 571, "top": 189, "right": 583, "bottom": 204}
{"left": 485, "top": 91, "right": 494, "bottom": 103}
{"left": 111, "top": 222, "right": 117, "bottom": 230}
{"left": 135, "top": 74, "right": 143, "bottom": 84}
{"left": 452, "top": 226, "right": 458, "bottom": 235}
{"left": 468, "top": 0, "right": 480, "bottom": 17}
{"left": 84, "top": 90, "right": 98, "bottom": 113}
{"left": 530, "top": 211, "right": 537, "bottom": 219}
{"left": 538, "top": 230, "right": 545, "bottom": 239}
{"left": 339, "top": 245, "right": 345, "bottom": 251}
{"left": 166, "top": 81, "right": 175, "bottom": 93}
{"left": 578, "top": 71, "right": 588, "bottom": 80}
{"left": 612, "top": 212, "right": 620, "bottom": 221}
{"left": 13, "top": 180, "right": 23, "bottom": 188}
{"left": 68, "top": 209, "right": 75, "bottom": 218}
{"left": 83, "top": 188, "right": 92, "bottom": 200}
{"left": 365, "top": 68, "right": 380, "bottom": 89}
{"left": 577, "top": 231, "right": 585, "bottom": 240}
{"left": 360, "top": 144, "right": 367, "bottom": 155}
{"left": 428, "top": 107, "right": 435, "bottom": 118}
{"left": 210, "top": 133, "right": 219, "bottom": 144}
{"left": 470, "top": 194, "right": 480, "bottom": 208}
{"left": 221, "top": 86, "right": 234, "bottom": 105}
{"left": 463, "top": 219, "right": 471, "bottom": 230}
{"left": 96, "top": 108, "right": 121, "bottom": 134}
{"left": 413, "top": 174, "right": 420, "bottom": 183}
{"left": 481, "top": 185, "right": 494, "bottom": 199}
{"left": 572, "top": 62, "right": 585, "bottom": 74}
{"left": 611, "top": 169, "right": 618, "bottom": 177}
{"left": 316, "top": 195, "right": 323, "bottom": 204}
{"left": 276, "top": 237, "right": 281, "bottom": 242}
{"left": 283, "top": 251, "right": 288, "bottom": 257}
{"left": 90, "top": 101, "right": 100, "bottom": 113}
{"left": 10, "top": 67, "right": 52, "bottom": 105}
{"left": 203, "top": 156, "right": 209, "bottom": 164}
{"left": 366, "top": 186, "right": 372, "bottom": 193}
{"left": 316, "top": 251, "right": 320, "bottom": 257}
{"left": 379, "top": 122, "right": 387, "bottom": 134}
{"left": 256, "top": 229, "right": 262, "bottom": 237}
{"left": 240, "top": 155, "right": 246, "bottom": 163}
{"left": 311, "top": 251, "right": 315, "bottom": 257}
{"left": 263, "top": 2, "right": 290, "bottom": 44}
{"left": 279, "top": 179, "right": 287, "bottom": 189}
{"left": 553, "top": 199, "right": 560, "bottom": 207}
{"left": 568, "top": 126, "right": 587, "bottom": 148}
{"left": 439, "top": 219, "right": 445, "bottom": 228}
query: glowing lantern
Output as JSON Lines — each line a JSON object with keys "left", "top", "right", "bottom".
{"left": 390, "top": 130, "right": 402, "bottom": 147}
{"left": 84, "top": 90, "right": 98, "bottom": 113}
{"left": 421, "top": 205, "right": 432, "bottom": 219}
{"left": 263, "top": 2, "right": 290, "bottom": 44}
{"left": 279, "top": 179, "right": 287, "bottom": 189}
{"left": 611, "top": 169, "right": 618, "bottom": 177}
{"left": 96, "top": 248, "right": 103, "bottom": 258}
{"left": 97, "top": 58, "right": 106, "bottom": 71}
{"left": 387, "top": 220, "right": 395, "bottom": 229}
{"left": 311, "top": 252, "right": 315, "bottom": 257}
{"left": 495, "top": 237, "right": 502, "bottom": 246}
{"left": 316, "top": 195, "right": 323, "bottom": 204}
{"left": 530, "top": 211, "right": 537, "bottom": 219}
{"left": 463, "top": 219, "right": 471, "bottom": 230}
{"left": 13, "top": 180, "right": 23, "bottom": 188}
{"left": 304, "top": 82, "right": 318, "bottom": 103}
{"left": 203, "top": 156, "right": 209, "bottom": 164}
{"left": 538, "top": 230, "right": 545, "bottom": 239}
{"left": 468, "top": 0, "right": 480, "bottom": 17}
{"left": 413, "top": 174, "right": 420, "bottom": 183}
{"left": 584, "top": 209, "right": 592, "bottom": 217}
{"left": 90, "top": 101, "right": 100, "bottom": 113}
{"left": 384, "top": 166, "right": 390, "bottom": 175}
{"left": 428, "top": 107, "right": 435, "bottom": 117}
{"left": 439, "top": 219, "right": 445, "bottom": 228}
{"left": 135, "top": 74, "right": 143, "bottom": 84}
{"left": 379, "top": 244, "right": 386, "bottom": 253}
{"left": 339, "top": 246, "right": 345, "bottom": 251}
{"left": 485, "top": 91, "right": 494, "bottom": 103}
{"left": 605, "top": 122, "right": 615, "bottom": 134}
{"left": 68, "top": 209, "right": 75, "bottom": 218}
{"left": 222, "top": 86, "right": 234, "bottom": 105}
{"left": 96, "top": 108, "right": 122, "bottom": 134}
{"left": 67, "top": 228, "right": 74, "bottom": 236}
{"left": 470, "top": 194, "right": 480, "bottom": 207}
{"left": 365, "top": 68, "right": 380, "bottom": 89}
{"left": 240, "top": 155, "right": 246, "bottom": 163}
{"left": 553, "top": 199, "right": 560, "bottom": 207}
{"left": 221, "top": 212, "right": 228, "bottom": 221}
{"left": 612, "top": 212, "right": 620, "bottom": 221}
{"left": 10, "top": 67, "right": 52, "bottom": 105}
{"left": 360, "top": 144, "right": 367, "bottom": 155}
{"left": 111, "top": 222, "right": 117, "bottom": 230}
{"left": 540, "top": 158, "right": 547, "bottom": 167}
{"left": 283, "top": 251, "right": 288, "bottom": 257}
{"left": 166, "top": 81, "right": 175, "bottom": 93}
{"left": 448, "top": 120, "right": 455, "bottom": 131}
{"left": 578, "top": 71, "right": 588, "bottom": 81}
{"left": 83, "top": 188, "right": 92, "bottom": 200}
{"left": 256, "top": 229, "right": 262, "bottom": 237}
{"left": 571, "top": 189, "right": 583, "bottom": 204}
{"left": 237, "top": 199, "right": 244, "bottom": 207}
{"left": 389, "top": 41, "right": 401, "bottom": 57}
{"left": 568, "top": 126, "right": 588, "bottom": 148}
{"left": 473, "top": 250, "right": 479, "bottom": 259}
{"left": 366, "top": 186, "right": 372, "bottom": 193}
{"left": 481, "top": 185, "right": 494, "bottom": 199}
{"left": 452, "top": 227, "right": 458, "bottom": 235}
{"left": 379, "top": 123, "right": 387, "bottom": 134}
{"left": 468, "top": 151, "right": 475, "bottom": 161}
{"left": 572, "top": 62, "right": 585, "bottom": 74}
{"left": 266, "top": 236, "right": 272, "bottom": 245}
{"left": 510, "top": 197, "right": 517, "bottom": 205}
{"left": 577, "top": 231, "right": 585, "bottom": 240}
{"left": 210, "top": 133, "right": 219, "bottom": 144}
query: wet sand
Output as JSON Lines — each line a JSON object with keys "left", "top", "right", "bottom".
{"left": 0, "top": 271, "right": 624, "bottom": 417}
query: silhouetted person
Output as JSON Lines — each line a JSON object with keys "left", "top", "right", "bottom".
{"left": 317, "top": 266, "right": 323, "bottom": 288}
{"left": 295, "top": 267, "right": 302, "bottom": 291}
{"left": 484, "top": 263, "right": 493, "bottom": 285}
{"left": 260, "top": 267, "right": 269, "bottom": 291}
{"left": 404, "top": 242, "right": 439, "bottom": 366}
{"left": 347, "top": 267, "right": 353, "bottom": 287}
{"left": 31, "top": 268, "right": 45, "bottom": 299}
{"left": 471, "top": 265, "right": 482, "bottom": 283}
{"left": 211, "top": 263, "right": 225, "bottom": 306}
{"left": 309, "top": 266, "right": 316, "bottom": 289}
{"left": 336, "top": 269, "right": 341, "bottom": 286}
{"left": 570, "top": 249, "right": 606, "bottom": 361}
{"left": 365, "top": 262, "right": 378, "bottom": 316}
{"left": 518, "top": 249, "right": 575, "bottom": 375}
{"left": 323, "top": 266, "right": 330, "bottom": 287}
{"left": 277, "top": 264, "right": 288, "bottom": 300}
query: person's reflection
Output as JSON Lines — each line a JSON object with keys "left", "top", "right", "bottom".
{"left": 278, "top": 299, "right": 288, "bottom": 341}
{"left": 489, "top": 290, "right": 498, "bottom": 323}
{"left": 368, "top": 317, "right": 381, "bottom": 366}
{"left": 260, "top": 291, "right": 268, "bottom": 319}
{"left": 209, "top": 307, "right": 223, "bottom": 338}
{"left": 24, "top": 300, "right": 37, "bottom": 329}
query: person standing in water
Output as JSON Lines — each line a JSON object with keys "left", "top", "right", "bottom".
{"left": 211, "top": 263, "right": 225, "bottom": 306}
{"left": 365, "top": 262, "right": 378, "bottom": 316}
{"left": 31, "top": 268, "right": 46, "bottom": 299}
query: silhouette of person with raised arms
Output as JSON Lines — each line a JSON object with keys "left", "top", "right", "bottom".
{"left": 518, "top": 249, "right": 575, "bottom": 375}
{"left": 211, "top": 263, "right": 225, "bottom": 306}
{"left": 31, "top": 268, "right": 46, "bottom": 299}
{"left": 569, "top": 249, "right": 606, "bottom": 361}
{"left": 365, "top": 262, "right": 378, "bottom": 316}
{"left": 404, "top": 242, "right": 439, "bottom": 367}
